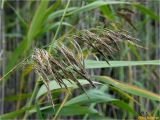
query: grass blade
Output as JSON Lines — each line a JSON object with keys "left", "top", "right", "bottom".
{"left": 27, "top": 1, "right": 49, "bottom": 41}
{"left": 67, "top": 1, "right": 130, "bottom": 15}
{"left": 36, "top": 79, "right": 99, "bottom": 99}
{"left": 94, "top": 76, "right": 160, "bottom": 101}
{"left": 85, "top": 60, "right": 160, "bottom": 69}
{"left": 66, "top": 89, "right": 136, "bottom": 115}
{"left": 134, "top": 3, "right": 160, "bottom": 20}
{"left": 35, "top": 102, "right": 44, "bottom": 120}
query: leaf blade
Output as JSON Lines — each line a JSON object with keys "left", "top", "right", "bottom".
{"left": 94, "top": 76, "right": 160, "bottom": 101}
{"left": 85, "top": 60, "right": 160, "bottom": 69}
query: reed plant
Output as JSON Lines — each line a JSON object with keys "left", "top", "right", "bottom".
{"left": 0, "top": 0, "right": 159, "bottom": 119}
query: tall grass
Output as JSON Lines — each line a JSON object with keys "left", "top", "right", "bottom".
{"left": 0, "top": 0, "right": 160, "bottom": 119}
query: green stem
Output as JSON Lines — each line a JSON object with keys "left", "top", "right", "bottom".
{"left": 0, "top": 57, "right": 28, "bottom": 83}
{"left": 23, "top": 80, "right": 40, "bottom": 120}
{"left": 1, "top": 0, "right": 5, "bottom": 9}
{"left": 49, "top": 0, "right": 71, "bottom": 52}
{"left": 53, "top": 92, "right": 70, "bottom": 120}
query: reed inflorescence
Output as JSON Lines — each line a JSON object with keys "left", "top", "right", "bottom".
{"left": 31, "top": 27, "right": 139, "bottom": 107}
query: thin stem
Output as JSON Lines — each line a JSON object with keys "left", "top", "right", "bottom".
{"left": 0, "top": 57, "right": 28, "bottom": 83}
{"left": 23, "top": 80, "right": 40, "bottom": 120}
{"left": 0, "top": 0, "right": 5, "bottom": 114}
{"left": 49, "top": 0, "right": 71, "bottom": 52}
{"left": 126, "top": 43, "right": 134, "bottom": 119}
{"left": 1, "top": 0, "right": 5, "bottom": 9}
{"left": 53, "top": 92, "right": 70, "bottom": 120}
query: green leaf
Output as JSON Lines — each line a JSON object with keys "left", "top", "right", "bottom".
{"left": 1, "top": 0, "right": 5, "bottom": 9}
{"left": 58, "top": 105, "right": 98, "bottom": 116}
{"left": 48, "top": 1, "right": 129, "bottom": 21}
{"left": 35, "top": 102, "right": 44, "bottom": 120}
{"left": 5, "top": 33, "right": 22, "bottom": 38}
{"left": 66, "top": 89, "right": 115, "bottom": 105}
{"left": 47, "top": 7, "right": 77, "bottom": 21}
{"left": 44, "top": 0, "right": 61, "bottom": 18}
{"left": 0, "top": 104, "right": 98, "bottom": 119}
{"left": 5, "top": 1, "right": 49, "bottom": 80}
{"left": 100, "top": 5, "right": 115, "bottom": 20}
{"left": 31, "top": 105, "right": 98, "bottom": 116}
{"left": 5, "top": 0, "right": 61, "bottom": 81}
{"left": 85, "top": 60, "right": 160, "bottom": 69}
{"left": 67, "top": 1, "right": 130, "bottom": 16}
{"left": 0, "top": 106, "right": 33, "bottom": 119}
{"left": 134, "top": 4, "right": 160, "bottom": 20}
{"left": 66, "top": 89, "right": 136, "bottom": 115}
{"left": 9, "top": 5, "right": 27, "bottom": 29}
{"left": 43, "top": 22, "right": 73, "bottom": 33}
{"left": 94, "top": 76, "right": 160, "bottom": 101}
{"left": 5, "top": 39, "right": 28, "bottom": 76}
{"left": 4, "top": 93, "right": 31, "bottom": 102}
{"left": 36, "top": 79, "right": 99, "bottom": 99}
{"left": 27, "top": 1, "right": 49, "bottom": 41}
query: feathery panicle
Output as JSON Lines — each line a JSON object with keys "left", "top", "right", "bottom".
{"left": 31, "top": 28, "right": 139, "bottom": 106}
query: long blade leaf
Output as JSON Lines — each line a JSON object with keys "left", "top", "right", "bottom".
{"left": 85, "top": 60, "right": 160, "bottom": 69}
{"left": 94, "top": 76, "right": 160, "bottom": 101}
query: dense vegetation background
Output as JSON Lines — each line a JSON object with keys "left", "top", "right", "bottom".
{"left": 0, "top": 0, "right": 160, "bottom": 119}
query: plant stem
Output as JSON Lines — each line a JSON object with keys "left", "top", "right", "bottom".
{"left": 53, "top": 92, "right": 70, "bottom": 120}
{"left": 0, "top": 57, "right": 28, "bottom": 83}
{"left": 23, "top": 80, "right": 40, "bottom": 120}
{"left": 1, "top": 0, "right": 5, "bottom": 9}
{"left": 0, "top": 0, "right": 5, "bottom": 114}
{"left": 126, "top": 43, "right": 134, "bottom": 119}
{"left": 49, "top": 0, "right": 71, "bottom": 52}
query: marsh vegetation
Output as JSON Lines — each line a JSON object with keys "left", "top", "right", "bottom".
{"left": 0, "top": 0, "right": 160, "bottom": 119}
